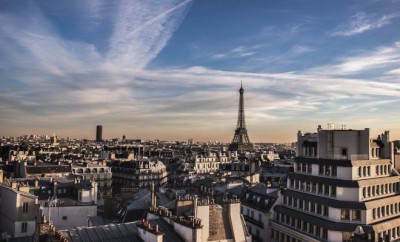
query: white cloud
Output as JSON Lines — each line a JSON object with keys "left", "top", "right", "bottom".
{"left": 331, "top": 12, "right": 398, "bottom": 36}
{"left": 306, "top": 41, "right": 400, "bottom": 76}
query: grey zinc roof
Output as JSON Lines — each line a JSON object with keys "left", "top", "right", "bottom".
{"left": 60, "top": 222, "right": 141, "bottom": 242}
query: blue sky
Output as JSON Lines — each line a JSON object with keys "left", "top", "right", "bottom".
{"left": 0, "top": 0, "right": 400, "bottom": 142}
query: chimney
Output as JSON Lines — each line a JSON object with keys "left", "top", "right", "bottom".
{"left": 52, "top": 181, "right": 58, "bottom": 198}
{"left": 154, "top": 224, "right": 159, "bottom": 233}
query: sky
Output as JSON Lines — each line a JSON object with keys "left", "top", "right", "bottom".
{"left": 0, "top": 0, "right": 400, "bottom": 143}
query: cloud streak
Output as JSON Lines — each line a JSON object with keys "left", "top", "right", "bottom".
{"left": 330, "top": 12, "right": 398, "bottom": 36}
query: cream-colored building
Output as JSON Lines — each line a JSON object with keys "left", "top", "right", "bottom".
{"left": 271, "top": 125, "right": 398, "bottom": 242}
{"left": 0, "top": 183, "right": 40, "bottom": 241}
{"left": 71, "top": 161, "right": 112, "bottom": 202}
{"left": 187, "top": 152, "right": 229, "bottom": 174}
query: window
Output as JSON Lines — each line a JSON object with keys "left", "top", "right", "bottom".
{"left": 63, "top": 216, "right": 68, "bottom": 220}
{"left": 324, "top": 184, "right": 330, "bottom": 196}
{"left": 311, "top": 203, "right": 315, "bottom": 213}
{"left": 302, "top": 164, "right": 306, "bottom": 172}
{"left": 297, "top": 219, "right": 302, "bottom": 229}
{"left": 352, "top": 210, "right": 361, "bottom": 221}
{"left": 316, "top": 226, "right": 321, "bottom": 237}
{"left": 341, "top": 209, "right": 350, "bottom": 220}
{"left": 317, "top": 204, "right": 322, "bottom": 214}
{"left": 332, "top": 166, "right": 337, "bottom": 176}
{"left": 317, "top": 184, "right": 323, "bottom": 194}
{"left": 259, "top": 213, "right": 262, "bottom": 222}
{"left": 307, "top": 163, "right": 312, "bottom": 173}
{"left": 331, "top": 186, "right": 336, "bottom": 197}
{"left": 319, "top": 165, "right": 324, "bottom": 175}
{"left": 322, "top": 228, "right": 328, "bottom": 239}
{"left": 21, "top": 222, "right": 27, "bottom": 233}
{"left": 341, "top": 148, "right": 347, "bottom": 157}
{"left": 22, "top": 202, "right": 28, "bottom": 213}
{"left": 309, "top": 224, "right": 314, "bottom": 234}
{"left": 306, "top": 182, "right": 311, "bottom": 192}
{"left": 325, "top": 165, "right": 331, "bottom": 176}
{"left": 323, "top": 206, "right": 329, "bottom": 216}
{"left": 304, "top": 201, "right": 309, "bottom": 211}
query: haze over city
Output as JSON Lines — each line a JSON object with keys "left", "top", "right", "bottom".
{"left": 1, "top": 0, "right": 400, "bottom": 142}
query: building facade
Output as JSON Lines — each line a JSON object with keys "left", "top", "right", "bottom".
{"left": 71, "top": 162, "right": 112, "bottom": 201}
{"left": 111, "top": 160, "right": 168, "bottom": 190}
{"left": 271, "top": 126, "right": 398, "bottom": 242}
{"left": 0, "top": 183, "right": 40, "bottom": 241}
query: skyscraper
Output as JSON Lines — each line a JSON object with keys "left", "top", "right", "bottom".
{"left": 96, "top": 125, "right": 102, "bottom": 142}
{"left": 228, "top": 83, "right": 254, "bottom": 152}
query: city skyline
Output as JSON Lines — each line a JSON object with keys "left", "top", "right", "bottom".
{"left": 1, "top": 0, "right": 400, "bottom": 142}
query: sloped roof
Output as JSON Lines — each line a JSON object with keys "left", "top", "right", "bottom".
{"left": 59, "top": 222, "right": 141, "bottom": 242}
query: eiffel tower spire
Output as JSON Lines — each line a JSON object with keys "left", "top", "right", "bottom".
{"left": 228, "top": 82, "right": 254, "bottom": 152}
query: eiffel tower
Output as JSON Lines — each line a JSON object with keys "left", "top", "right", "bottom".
{"left": 228, "top": 83, "right": 254, "bottom": 152}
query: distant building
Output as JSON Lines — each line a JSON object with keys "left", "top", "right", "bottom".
{"left": 110, "top": 160, "right": 168, "bottom": 191}
{"left": 271, "top": 125, "right": 398, "bottom": 242}
{"left": 14, "top": 161, "right": 71, "bottom": 178}
{"left": 183, "top": 152, "right": 229, "bottom": 174}
{"left": 220, "top": 161, "right": 260, "bottom": 185}
{"left": 71, "top": 161, "right": 112, "bottom": 203}
{"left": 96, "top": 125, "right": 102, "bottom": 142}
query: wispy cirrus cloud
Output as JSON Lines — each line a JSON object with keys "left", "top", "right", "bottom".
{"left": 330, "top": 12, "right": 398, "bottom": 36}
{"left": 306, "top": 41, "right": 400, "bottom": 76}
{"left": 212, "top": 45, "right": 260, "bottom": 59}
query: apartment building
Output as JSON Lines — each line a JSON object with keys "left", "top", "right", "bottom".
{"left": 271, "top": 125, "right": 398, "bottom": 242}
{"left": 0, "top": 183, "right": 40, "bottom": 241}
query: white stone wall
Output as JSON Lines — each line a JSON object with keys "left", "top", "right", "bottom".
{"left": 13, "top": 221, "right": 36, "bottom": 238}
{"left": 41, "top": 205, "right": 97, "bottom": 230}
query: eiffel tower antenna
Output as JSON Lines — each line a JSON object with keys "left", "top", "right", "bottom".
{"left": 228, "top": 82, "right": 254, "bottom": 152}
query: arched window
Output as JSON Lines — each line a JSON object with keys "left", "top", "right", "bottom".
{"left": 358, "top": 167, "right": 362, "bottom": 177}
{"left": 371, "top": 148, "right": 375, "bottom": 157}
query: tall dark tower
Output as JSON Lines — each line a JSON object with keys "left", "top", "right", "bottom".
{"left": 228, "top": 83, "right": 254, "bottom": 152}
{"left": 96, "top": 125, "right": 103, "bottom": 142}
